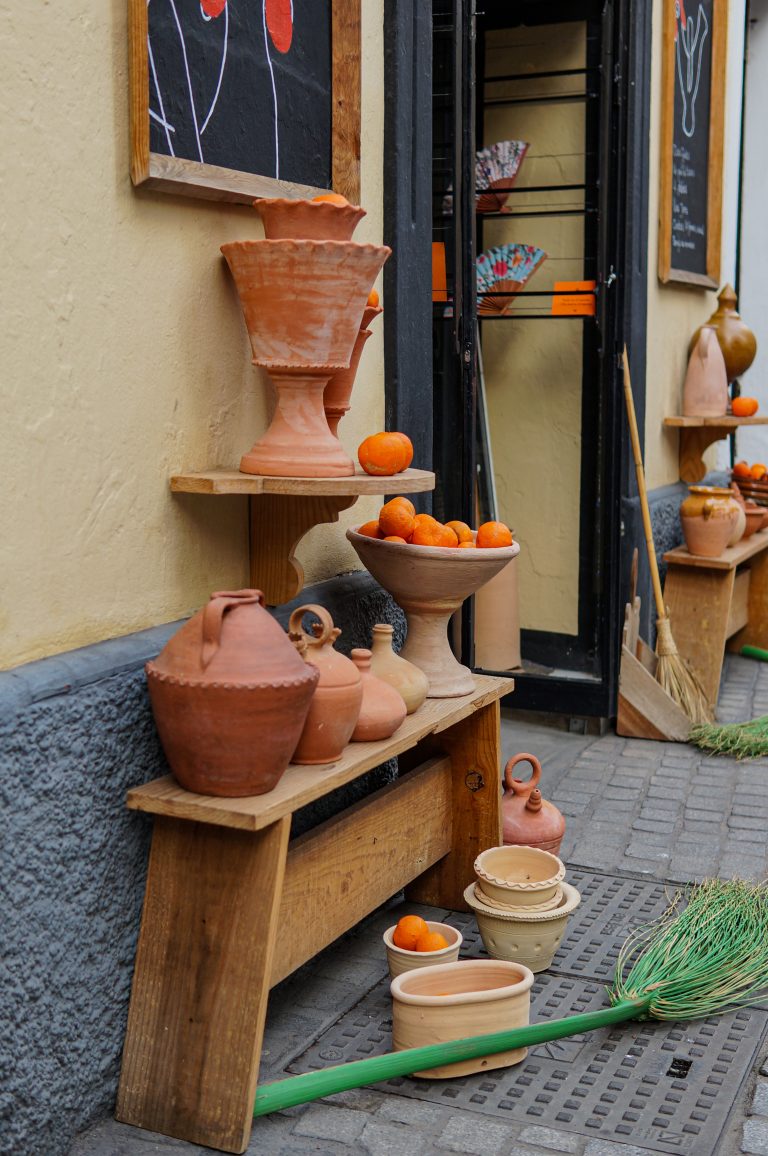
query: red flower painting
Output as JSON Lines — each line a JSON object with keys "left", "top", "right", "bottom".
{"left": 265, "top": 0, "right": 293, "bottom": 54}
{"left": 200, "top": 0, "right": 227, "bottom": 17}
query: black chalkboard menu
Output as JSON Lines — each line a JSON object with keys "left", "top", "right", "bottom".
{"left": 659, "top": 0, "right": 727, "bottom": 287}
{"left": 129, "top": 0, "right": 361, "bottom": 205}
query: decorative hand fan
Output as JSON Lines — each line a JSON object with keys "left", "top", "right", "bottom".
{"left": 476, "top": 244, "right": 547, "bottom": 315}
{"left": 476, "top": 140, "right": 529, "bottom": 212}
{"left": 442, "top": 139, "right": 529, "bottom": 215}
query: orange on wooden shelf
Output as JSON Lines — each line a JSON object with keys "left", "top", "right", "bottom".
{"left": 391, "top": 914, "right": 428, "bottom": 950}
{"left": 445, "top": 519, "right": 473, "bottom": 544}
{"left": 379, "top": 498, "right": 416, "bottom": 540}
{"left": 391, "top": 432, "right": 414, "bottom": 468}
{"left": 358, "top": 432, "right": 411, "bottom": 476}
{"left": 733, "top": 460, "right": 752, "bottom": 478}
{"left": 732, "top": 396, "right": 759, "bottom": 417}
{"left": 358, "top": 520, "right": 383, "bottom": 539}
{"left": 476, "top": 520, "right": 513, "bottom": 548}
{"left": 367, "top": 288, "right": 380, "bottom": 308}
{"left": 751, "top": 463, "right": 767, "bottom": 480}
{"left": 383, "top": 535, "right": 408, "bottom": 544}
{"left": 415, "top": 930, "right": 450, "bottom": 953}
{"left": 312, "top": 192, "right": 349, "bottom": 205}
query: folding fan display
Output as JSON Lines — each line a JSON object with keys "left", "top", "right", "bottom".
{"left": 442, "top": 139, "right": 529, "bottom": 215}
{"left": 476, "top": 244, "right": 547, "bottom": 315}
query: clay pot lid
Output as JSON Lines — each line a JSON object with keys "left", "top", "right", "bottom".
{"left": 463, "top": 880, "right": 581, "bottom": 921}
{"left": 253, "top": 197, "right": 366, "bottom": 241}
{"left": 288, "top": 604, "right": 360, "bottom": 687}
{"left": 148, "top": 589, "right": 318, "bottom": 689}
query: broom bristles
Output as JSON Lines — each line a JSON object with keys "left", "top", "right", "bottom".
{"left": 654, "top": 617, "right": 713, "bottom": 726}
{"left": 690, "top": 715, "right": 768, "bottom": 759}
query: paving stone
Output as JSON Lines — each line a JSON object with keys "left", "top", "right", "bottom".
{"left": 631, "top": 818, "right": 676, "bottom": 833}
{"left": 681, "top": 819, "right": 723, "bottom": 834}
{"left": 742, "top": 1118, "right": 768, "bottom": 1154}
{"left": 584, "top": 1142, "right": 659, "bottom": 1156}
{"left": 730, "top": 815, "right": 768, "bottom": 830}
{"left": 377, "top": 1099, "right": 446, "bottom": 1129}
{"left": 727, "top": 827, "right": 768, "bottom": 844}
{"left": 438, "top": 1114, "right": 517, "bottom": 1154}
{"left": 685, "top": 808, "right": 726, "bottom": 823}
{"left": 624, "top": 842, "right": 671, "bottom": 862}
{"left": 292, "top": 1106, "right": 369, "bottom": 1143}
{"left": 517, "top": 1125, "right": 582, "bottom": 1152}
{"left": 752, "top": 1080, "right": 768, "bottom": 1117}
{"left": 359, "top": 1119, "right": 436, "bottom": 1155}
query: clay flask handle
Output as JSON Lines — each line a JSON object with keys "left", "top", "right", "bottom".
{"left": 288, "top": 604, "right": 337, "bottom": 649}
{"left": 201, "top": 589, "right": 264, "bottom": 669}
{"left": 503, "top": 753, "right": 542, "bottom": 801}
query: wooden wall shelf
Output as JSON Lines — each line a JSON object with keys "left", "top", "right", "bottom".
{"left": 663, "top": 416, "right": 768, "bottom": 484}
{"left": 170, "top": 467, "right": 436, "bottom": 605}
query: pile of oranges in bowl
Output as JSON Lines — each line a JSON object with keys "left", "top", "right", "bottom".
{"left": 357, "top": 497, "right": 514, "bottom": 549}
{"left": 733, "top": 460, "right": 768, "bottom": 482}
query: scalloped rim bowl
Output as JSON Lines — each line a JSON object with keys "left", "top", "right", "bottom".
{"left": 474, "top": 844, "right": 565, "bottom": 907}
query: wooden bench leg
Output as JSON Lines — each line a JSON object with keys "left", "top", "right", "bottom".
{"left": 663, "top": 566, "right": 735, "bottom": 710}
{"left": 406, "top": 699, "right": 503, "bottom": 910}
{"left": 116, "top": 814, "right": 291, "bottom": 1154}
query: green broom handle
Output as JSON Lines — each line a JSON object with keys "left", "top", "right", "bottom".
{"left": 742, "top": 645, "right": 768, "bottom": 663}
{"left": 253, "top": 997, "right": 651, "bottom": 1118}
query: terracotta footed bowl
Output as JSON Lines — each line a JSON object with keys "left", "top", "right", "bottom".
{"left": 346, "top": 528, "right": 520, "bottom": 696}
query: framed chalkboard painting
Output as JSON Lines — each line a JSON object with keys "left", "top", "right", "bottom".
{"left": 129, "top": 0, "right": 361, "bottom": 204}
{"left": 658, "top": 0, "right": 727, "bottom": 286}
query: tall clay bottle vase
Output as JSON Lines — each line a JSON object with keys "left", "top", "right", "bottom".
{"left": 288, "top": 604, "right": 362, "bottom": 765}
{"left": 324, "top": 304, "right": 382, "bottom": 436}
{"left": 682, "top": 327, "right": 729, "bottom": 417}
{"left": 689, "top": 284, "right": 757, "bottom": 384}
{"left": 350, "top": 648, "right": 407, "bottom": 741}
{"left": 221, "top": 239, "right": 390, "bottom": 477}
{"left": 368, "top": 623, "right": 429, "bottom": 715}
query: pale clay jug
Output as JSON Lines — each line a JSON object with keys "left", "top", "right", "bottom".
{"left": 682, "top": 326, "right": 728, "bottom": 417}
{"left": 350, "top": 648, "right": 407, "bottom": 741}
{"left": 368, "top": 623, "right": 429, "bottom": 714}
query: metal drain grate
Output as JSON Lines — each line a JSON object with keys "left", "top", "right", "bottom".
{"left": 448, "top": 869, "right": 674, "bottom": 983}
{"left": 288, "top": 972, "right": 767, "bottom": 1154}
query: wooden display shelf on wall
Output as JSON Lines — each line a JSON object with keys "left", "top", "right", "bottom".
{"left": 170, "top": 467, "right": 435, "bottom": 606}
{"left": 663, "top": 416, "right": 768, "bottom": 484}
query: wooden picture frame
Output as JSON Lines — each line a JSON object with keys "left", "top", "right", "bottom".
{"left": 129, "top": 0, "right": 361, "bottom": 205}
{"left": 658, "top": 0, "right": 727, "bottom": 287}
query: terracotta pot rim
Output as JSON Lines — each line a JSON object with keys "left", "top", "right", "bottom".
{"left": 464, "top": 880, "right": 581, "bottom": 921}
{"left": 383, "top": 922, "right": 462, "bottom": 958}
{"left": 390, "top": 957, "right": 534, "bottom": 1005}
{"left": 145, "top": 661, "right": 318, "bottom": 691}
{"left": 474, "top": 844, "right": 565, "bottom": 890}
{"left": 347, "top": 527, "right": 520, "bottom": 561}
{"left": 220, "top": 239, "right": 391, "bottom": 258}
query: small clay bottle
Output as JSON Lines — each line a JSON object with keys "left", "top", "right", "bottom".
{"left": 501, "top": 753, "right": 566, "bottom": 855}
{"left": 690, "top": 284, "right": 757, "bottom": 383}
{"left": 368, "top": 623, "right": 429, "bottom": 715}
{"left": 288, "top": 605, "right": 363, "bottom": 765}
{"left": 349, "top": 648, "right": 407, "bottom": 741}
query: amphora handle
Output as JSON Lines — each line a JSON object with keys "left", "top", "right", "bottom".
{"left": 288, "top": 604, "right": 339, "bottom": 650}
{"left": 201, "top": 589, "right": 264, "bottom": 669}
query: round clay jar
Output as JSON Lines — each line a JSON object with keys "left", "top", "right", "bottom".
{"left": 679, "top": 487, "right": 740, "bottom": 557}
{"left": 349, "top": 648, "right": 407, "bottom": 741}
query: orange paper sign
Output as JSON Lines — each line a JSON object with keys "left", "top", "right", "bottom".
{"left": 432, "top": 242, "right": 448, "bottom": 303}
{"left": 551, "top": 280, "right": 596, "bottom": 316}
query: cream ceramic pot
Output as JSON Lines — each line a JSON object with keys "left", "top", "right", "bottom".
{"left": 383, "top": 921, "right": 462, "bottom": 979}
{"left": 474, "top": 844, "right": 565, "bottom": 907}
{"left": 390, "top": 958, "right": 534, "bottom": 1078}
{"left": 464, "top": 880, "right": 581, "bottom": 972}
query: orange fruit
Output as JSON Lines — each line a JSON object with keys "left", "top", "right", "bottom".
{"left": 392, "top": 914, "right": 428, "bottom": 950}
{"left": 751, "top": 464, "right": 767, "bottom": 480}
{"left": 445, "top": 520, "right": 473, "bottom": 544}
{"left": 388, "top": 496, "right": 416, "bottom": 517}
{"left": 732, "top": 396, "right": 759, "bottom": 417}
{"left": 476, "top": 520, "right": 513, "bottom": 548}
{"left": 358, "top": 432, "right": 410, "bottom": 476}
{"left": 383, "top": 535, "right": 408, "bottom": 544}
{"left": 391, "top": 432, "right": 414, "bottom": 469}
{"left": 367, "top": 288, "right": 380, "bottom": 308}
{"left": 358, "top": 520, "right": 382, "bottom": 539}
{"left": 733, "top": 461, "right": 752, "bottom": 478}
{"left": 435, "top": 524, "right": 459, "bottom": 547}
{"left": 379, "top": 498, "right": 416, "bottom": 539}
{"left": 415, "top": 930, "right": 450, "bottom": 952}
{"left": 312, "top": 192, "right": 349, "bottom": 205}
{"left": 458, "top": 541, "right": 477, "bottom": 549}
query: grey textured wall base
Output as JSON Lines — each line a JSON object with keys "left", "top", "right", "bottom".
{"left": 1, "top": 572, "right": 401, "bottom": 1156}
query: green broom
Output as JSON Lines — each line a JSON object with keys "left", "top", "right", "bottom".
{"left": 253, "top": 879, "right": 768, "bottom": 1117}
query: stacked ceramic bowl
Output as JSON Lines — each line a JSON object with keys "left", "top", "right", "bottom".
{"left": 464, "top": 845, "right": 580, "bottom": 973}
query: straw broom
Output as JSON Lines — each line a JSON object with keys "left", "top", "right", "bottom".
{"left": 252, "top": 879, "right": 768, "bottom": 1116}
{"left": 621, "top": 346, "right": 712, "bottom": 725}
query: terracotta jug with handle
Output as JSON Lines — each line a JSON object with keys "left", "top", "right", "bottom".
{"left": 501, "top": 753, "right": 566, "bottom": 855}
{"left": 288, "top": 604, "right": 362, "bottom": 765}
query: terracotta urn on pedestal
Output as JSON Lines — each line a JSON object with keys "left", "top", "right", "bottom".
{"left": 145, "top": 590, "right": 319, "bottom": 797}
{"left": 690, "top": 284, "right": 757, "bottom": 383}
{"left": 221, "top": 238, "right": 390, "bottom": 477}
{"left": 288, "top": 604, "right": 362, "bottom": 765}
{"left": 324, "top": 304, "right": 382, "bottom": 436}
{"left": 682, "top": 326, "right": 728, "bottom": 417}
{"left": 349, "top": 648, "right": 407, "bottom": 741}
{"left": 368, "top": 623, "right": 429, "bottom": 714}
{"left": 679, "top": 487, "right": 740, "bottom": 557}
{"left": 501, "top": 753, "right": 566, "bottom": 855}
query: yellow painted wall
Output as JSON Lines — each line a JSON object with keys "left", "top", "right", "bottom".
{"left": 481, "top": 24, "right": 585, "bottom": 635}
{"left": 0, "top": 1, "right": 384, "bottom": 669}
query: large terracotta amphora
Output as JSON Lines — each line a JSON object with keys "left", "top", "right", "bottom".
{"left": 288, "top": 604, "right": 362, "bottom": 765}
{"left": 146, "top": 590, "right": 319, "bottom": 797}
{"left": 501, "top": 753, "right": 565, "bottom": 855}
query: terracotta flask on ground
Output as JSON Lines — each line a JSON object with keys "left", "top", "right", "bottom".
{"left": 145, "top": 589, "right": 319, "bottom": 797}
{"left": 368, "top": 623, "right": 429, "bottom": 715}
{"left": 349, "top": 648, "right": 407, "bottom": 741}
{"left": 501, "top": 753, "right": 566, "bottom": 855}
{"left": 288, "top": 605, "right": 362, "bottom": 765}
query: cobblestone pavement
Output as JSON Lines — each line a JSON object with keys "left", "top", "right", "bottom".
{"left": 71, "top": 655, "right": 768, "bottom": 1156}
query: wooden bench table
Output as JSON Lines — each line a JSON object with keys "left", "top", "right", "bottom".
{"left": 662, "top": 529, "right": 768, "bottom": 709}
{"left": 116, "top": 674, "right": 514, "bottom": 1153}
